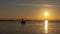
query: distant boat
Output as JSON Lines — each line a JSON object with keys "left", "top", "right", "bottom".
{"left": 21, "top": 19, "right": 26, "bottom": 24}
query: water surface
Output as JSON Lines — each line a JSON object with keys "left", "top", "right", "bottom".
{"left": 0, "top": 21, "right": 60, "bottom": 34}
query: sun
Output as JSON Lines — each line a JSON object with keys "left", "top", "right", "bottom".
{"left": 45, "top": 10, "right": 48, "bottom": 16}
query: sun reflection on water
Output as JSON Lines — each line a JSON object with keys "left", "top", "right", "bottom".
{"left": 44, "top": 20, "right": 48, "bottom": 34}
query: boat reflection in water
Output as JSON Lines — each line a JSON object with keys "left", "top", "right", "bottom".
{"left": 44, "top": 20, "right": 48, "bottom": 34}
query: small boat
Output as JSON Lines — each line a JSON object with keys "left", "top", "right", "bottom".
{"left": 21, "top": 19, "right": 26, "bottom": 24}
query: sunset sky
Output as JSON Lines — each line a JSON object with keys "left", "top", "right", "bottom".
{"left": 0, "top": 0, "right": 60, "bottom": 20}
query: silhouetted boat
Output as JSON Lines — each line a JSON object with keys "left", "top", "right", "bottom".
{"left": 21, "top": 19, "right": 26, "bottom": 24}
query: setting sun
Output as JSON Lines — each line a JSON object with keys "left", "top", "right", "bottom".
{"left": 45, "top": 10, "right": 48, "bottom": 16}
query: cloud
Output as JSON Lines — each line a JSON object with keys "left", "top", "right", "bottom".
{"left": 16, "top": 4, "right": 59, "bottom": 7}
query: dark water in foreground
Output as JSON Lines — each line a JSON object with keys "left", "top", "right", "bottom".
{"left": 0, "top": 21, "right": 60, "bottom": 34}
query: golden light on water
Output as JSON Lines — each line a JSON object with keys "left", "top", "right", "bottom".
{"left": 45, "top": 20, "right": 48, "bottom": 34}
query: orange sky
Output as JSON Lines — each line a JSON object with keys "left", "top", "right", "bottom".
{"left": 0, "top": 0, "right": 60, "bottom": 20}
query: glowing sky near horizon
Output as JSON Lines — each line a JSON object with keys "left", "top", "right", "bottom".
{"left": 0, "top": 0, "right": 60, "bottom": 20}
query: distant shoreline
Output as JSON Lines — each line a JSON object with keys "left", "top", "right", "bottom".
{"left": 0, "top": 20, "right": 60, "bottom": 22}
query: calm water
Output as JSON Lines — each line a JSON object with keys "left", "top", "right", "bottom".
{"left": 0, "top": 21, "right": 60, "bottom": 34}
